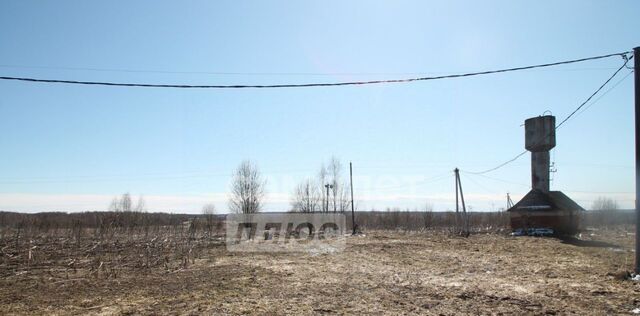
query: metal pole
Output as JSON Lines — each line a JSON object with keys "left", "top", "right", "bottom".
{"left": 634, "top": 46, "right": 640, "bottom": 273}
{"left": 325, "top": 184, "right": 330, "bottom": 213}
{"left": 454, "top": 168, "right": 459, "bottom": 213}
{"left": 323, "top": 184, "right": 326, "bottom": 212}
{"left": 454, "top": 168, "right": 460, "bottom": 234}
{"left": 507, "top": 193, "right": 510, "bottom": 209}
{"left": 458, "top": 171, "right": 468, "bottom": 236}
{"left": 458, "top": 174, "right": 467, "bottom": 214}
{"left": 350, "top": 162, "right": 356, "bottom": 235}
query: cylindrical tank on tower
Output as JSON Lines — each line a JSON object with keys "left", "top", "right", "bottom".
{"left": 525, "top": 115, "right": 556, "bottom": 152}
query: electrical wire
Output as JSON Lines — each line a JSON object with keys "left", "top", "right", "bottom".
{"left": 464, "top": 52, "right": 633, "bottom": 175}
{"left": 363, "top": 172, "right": 453, "bottom": 192}
{"left": 0, "top": 64, "right": 621, "bottom": 76}
{"left": 460, "top": 171, "right": 530, "bottom": 188}
{"left": 0, "top": 51, "right": 630, "bottom": 89}
{"left": 564, "top": 190, "right": 634, "bottom": 194}
{"left": 464, "top": 151, "right": 528, "bottom": 175}
{"left": 462, "top": 169, "right": 634, "bottom": 195}
{"left": 0, "top": 168, "right": 316, "bottom": 184}
{"left": 555, "top": 54, "right": 633, "bottom": 129}
{"left": 460, "top": 173, "right": 498, "bottom": 194}
{"left": 574, "top": 69, "right": 634, "bottom": 118}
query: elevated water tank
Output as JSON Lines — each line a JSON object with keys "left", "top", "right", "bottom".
{"left": 525, "top": 115, "right": 556, "bottom": 152}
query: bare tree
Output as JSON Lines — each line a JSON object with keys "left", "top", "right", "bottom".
{"left": 308, "top": 158, "right": 352, "bottom": 213}
{"left": 202, "top": 203, "right": 216, "bottom": 216}
{"left": 318, "top": 163, "right": 328, "bottom": 212}
{"left": 337, "top": 188, "right": 351, "bottom": 213}
{"left": 202, "top": 203, "right": 216, "bottom": 235}
{"left": 229, "top": 160, "right": 265, "bottom": 214}
{"left": 329, "top": 158, "right": 341, "bottom": 213}
{"left": 109, "top": 193, "right": 146, "bottom": 211}
{"left": 291, "top": 179, "right": 321, "bottom": 213}
{"left": 108, "top": 198, "right": 119, "bottom": 212}
{"left": 591, "top": 197, "right": 619, "bottom": 211}
{"left": 106, "top": 193, "right": 146, "bottom": 229}
{"left": 327, "top": 157, "right": 350, "bottom": 213}
{"left": 108, "top": 192, "right": 138, "bottom": 212}
{"left": 121, "top": 193, "right": 132, "bottom": 212}
{"left": 134, "top": 195, "right": 146, "bottom": 212}
{"left": 422, "top": 202, "right": 434, "bottom": 230}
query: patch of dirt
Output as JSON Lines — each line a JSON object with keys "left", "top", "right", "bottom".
{"left": 1, "top": 229, "right": 639, "bottom": 314}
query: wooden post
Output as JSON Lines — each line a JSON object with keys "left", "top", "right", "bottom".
{"left": 454, "top": 168, "right": 469, "bottom": 237}
{"left": 455, "top": 168, "right": 459, "bottom": 213}
{"left": 350, "top": 162, "right": 356, "bottom": 235}
{"left": 458, "top": 171, "right": 469, "bottom": 236}
{"left": 634, "top": 46, "right": 639, "bottom": 273}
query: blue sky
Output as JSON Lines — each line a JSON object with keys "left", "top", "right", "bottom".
{"left": 0, "top": 1, "right": 638, "bottom": 213}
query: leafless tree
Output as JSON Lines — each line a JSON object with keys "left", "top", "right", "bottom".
{"left": 108, "top": 193, "right": 140, "bottom": 212}
{"left": 328, "top": 158, "right": 341, "bottom": 213}
{"left": 135, "top": 195, "right": 146, "bottom": 212}
{"left": 229, "top": 160, "right": 265, "bottom": 214}
{"left": 121, "top": 193, "right": 132, "bottom": 212}
{"left": 108, "top": 198, "right": 118, "bottom": 213}
{"left": 337, "top": 188, "right": 351, "bottom": 213}
{"left": 591, "top": 197, "right": 619, "bottom": 211}
{"left": 202, "top": 203, "right": 216, "bottom": 216}
{"left": 327, "top": 157, "right": 350, "bottom": 213}
{"left": 202, "top": 203, "right": 216, "bottom": 235}
{"left": 422, "top": 202, "right": 434, "bottom": 230}
{"left": 318, "top": 163, "right": 328, "bottom": 212}
{"left": 292, "top": 157, "right": 351, "bottom": 213}
{"left": 291, "top": 179, "right": 321, "bottom": 213}
{"left": 106, "top": 193, "right": 146, "bottom": 230}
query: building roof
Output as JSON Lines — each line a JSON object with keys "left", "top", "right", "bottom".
{"left": 507, "top": 189, "right": 585, "bottom": 212}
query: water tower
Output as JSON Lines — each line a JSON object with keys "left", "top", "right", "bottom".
{"left": 525, "top": 115, "right": 555, "bottom": 193}
{"left": 507, "top": 115, "right": 584, "bottom": 235}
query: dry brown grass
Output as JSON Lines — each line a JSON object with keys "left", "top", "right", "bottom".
{"left": 0, "top": 225, "right": 638, "bottom": 315}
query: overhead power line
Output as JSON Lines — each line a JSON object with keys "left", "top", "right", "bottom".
{"left": 0, "top": 168, "right": 315, "bottom": 184}
{"left": 363, "top": 171, "right": 452, "bottom": 192}
{"left": 575, "top": 70, "right": 634, "bottom": 118}
{"left": 0, "top": 64, "right": 621, "bottom": 76}
{"left": 0, "top": 51, "right": 630, "bottom": 89}
{"left": 464, "top": 151, "right": 529, "bottom": 175}
{"left": 464, "top": 52, "right": 633, "bottom": 175}
{"left": 556, "top": 54, "right": 633, "bottom": 129}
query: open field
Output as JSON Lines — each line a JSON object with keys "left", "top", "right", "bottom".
{"left": 0, "top": 225, "right": 638, "bottom": 315}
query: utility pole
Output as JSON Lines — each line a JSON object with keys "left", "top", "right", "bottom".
{"left": 350, "top": 162, "right": 356, "bottom": 235}
{"left": 634, "top": 46, "right": 639, "bottom": 273}
{"left": 454, "top": 168, "right": 468, "bottom": 236}
{"left": 457, "top": 170, "right": 468, "bottom": 235}
{"left": 324, "top": 184, "right": 333, "bottom": 213}
{"left": 455, "top": 168, "right": 459, "bottom": 213}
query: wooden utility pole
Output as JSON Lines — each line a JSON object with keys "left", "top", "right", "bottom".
{"left": 324, "top": 184, "right": 333, "bottom": 213}
{"left": 454, "top": 168, "right": 469, "bottom": 236}
{"left": 350, "top": 162, "right": 356, "bottom": 235}
{"left": 634, "top": 46, "right": 639, "bottom": 273}
{"left": 455, "top": 168, "right": 459, "bottom": 213}
{"left": 457, "top": 170, "right": 468, "bottom": 235}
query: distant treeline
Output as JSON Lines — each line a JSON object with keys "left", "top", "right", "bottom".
{"left": 350, "top": 210, "right": 509, "bottom": 232}
{"left": 0, "top": 211, "right": 223, "bottom": 230}
{"left": 581, "top": 209, "right": 635, "bottom": 228}
{"left": 351, "top": 209, "right": 636, "bottom": 232}
{"left": 0, "top": 209, "right": 633, "bottom": 232}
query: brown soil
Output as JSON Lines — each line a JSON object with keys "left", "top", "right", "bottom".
{"left": 1, "top": 229, "right": 638, "bottom": 315}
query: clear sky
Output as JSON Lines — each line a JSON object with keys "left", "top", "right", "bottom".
{"left": 0, "top": 1, "right": 638, "bottom": 213}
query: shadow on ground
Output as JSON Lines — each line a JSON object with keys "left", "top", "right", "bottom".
{"left": 558, "top": 236, "right": 621, "bottom": 248}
